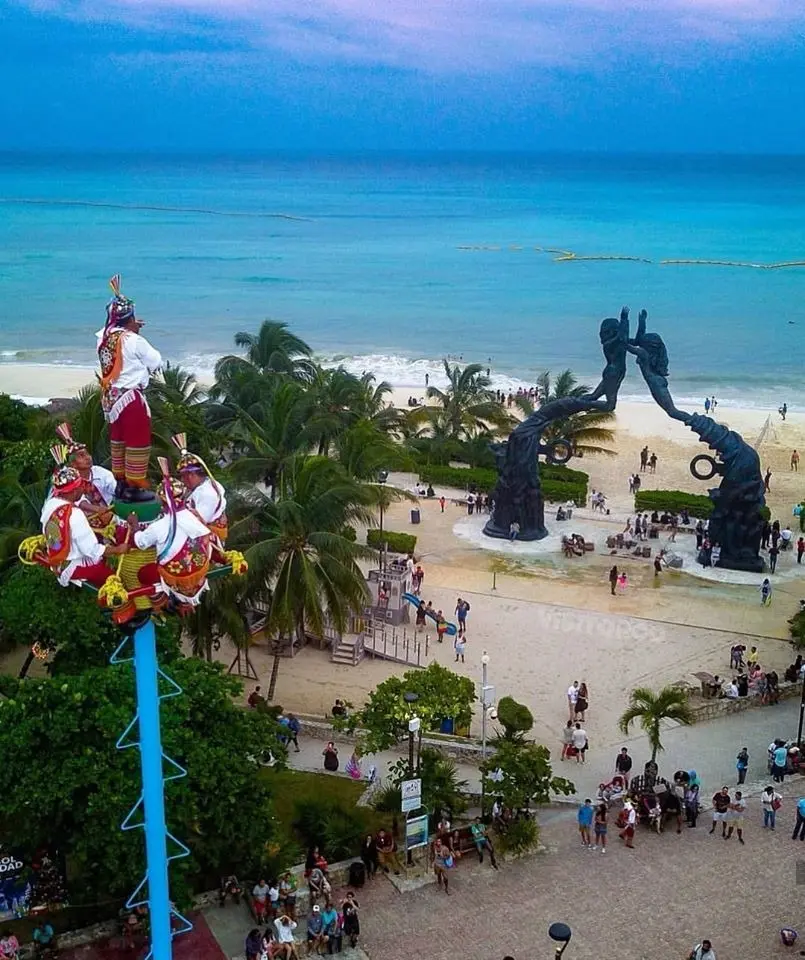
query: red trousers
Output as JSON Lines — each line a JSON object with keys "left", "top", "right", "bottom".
{"left": 72, "top": 560, "right": 116, "bottom": 588}
{"left": 109, "top": 391, "right": 151, "bottom": 487}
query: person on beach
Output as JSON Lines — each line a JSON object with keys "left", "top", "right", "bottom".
{"left": 764, "top": 468, "right": 772, "bottom": 492}
{"left": 574, "top": 682, "right": 589, "bottom": 721}
{"left": 467, "top": 492, "right": 475, "bottom": 515}
{"left": 431, "top": 837, "right": 453, "bottom": 894}
{"left": 793, "top": 450, "right": 800, "bottom": 472}
{"left": 436, "top": 610, "right": 448, "bottom": 643}
{"left": 760, "top": 578, "right": 773, "bottom": 605}
{"left": 560, "top": 720, "right": 574, "bottom": 760}
{"left": 577, "top": 799, "right": 593, "bottom": 847}
{"left": 415, "top": 601, "right": 427, "bottom": 631}
{"left": 780, "top": 402, "right": 788, "bottom": 421}
{"left": 615, "top": 747, "right": 633, "bottom": 789}
{"left": 608, "top": 565, "right": 618, "bottom": 596}
{"left": 439, "top": 495, "right": 446, "bottom": 512}
{"left": 710, "top": 787, "right": 731, "bottom": 837}
{"left": 736, "top": 747, "right": 749, "bottom": 785}
{"left": 704, "top": 397, "right": 711, "bottom": 414}
{"left": 617, "top": 571, "right": 628, "bottom": 593}
{"left": 649, "top": 452, "right": 657, "bottom": 473}
{"left": 592, "top": 802, "right": 608, "bottom": 852}
{"left": 455, "top": 598, "right": 470, "bottom": 635}
{"left": 567, "top": 681, "right": 580, "bottom": 720}
{"left": 454, "top": 634, "right": 466, "bottom": 663}
{"left": 571, "top": 722, "right": 588, "bottom": 763}
{"left": 640, "top": 445, "right": 649, "bottom": 471}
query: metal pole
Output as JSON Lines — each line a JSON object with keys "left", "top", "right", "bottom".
{"left": 481, "top": 654, "right": 488, "bottom": 815}
{"left": 798, "top": 672, "right": 805, "bottom": 747}
{"left": 134, "top": 621, "right": 172, "bottom": 960}
{"left": 406, "top": 727, "right": 415, "bottom": 866}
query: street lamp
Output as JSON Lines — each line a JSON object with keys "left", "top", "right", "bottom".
{"left": 403, "top": 691, "right": 420, "bottom": 866}
{"left": 480, "top": 652, "right": 494, "bottom": 814}
{"left": 798, "top": 667, "right": 805, "bottom": 748}
{"left": 548, "top": 922, "right": 572, "bottom": 959}
{"left": 377, "top": 469, "right": 388, "bottom": 571}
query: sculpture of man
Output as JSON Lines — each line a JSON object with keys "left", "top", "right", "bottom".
{"left": 96, "top": 275, "right": 162, "bottom": 502}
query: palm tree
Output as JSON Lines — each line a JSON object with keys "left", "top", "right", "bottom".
{"left": 425, "top": 361, "right": 511, "bottom": 440}
{"left": 215, "top": 321, "right": 316, "bottom": 384}
{"left": 68, "top": 385, "right": 108, "bottom": 465}
{"left": 231, "top": 456, "right": 376, "bottom": 700}
{"left": 519, "top": 369, "right": 617, "bottom": 457}
{"left": 618, "top": 686, "right": 694, "bottom": 762}
{"left": 0, "top": 475, "right": 49, "bottom": 576}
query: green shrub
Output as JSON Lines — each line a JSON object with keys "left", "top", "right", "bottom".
{"left": 366, "top": 529, "right": 417, "bottom": 554}
{"left": 418, "top": 464, "right": 587, "bottom": 505}
{"left": 496, "top": 816, "right": 540, "bottom": 857}
{"left": 292, "top": 796, "right": 368, "bottom": 862}
{"left": 371, "top": 783, "right": 402, "bottom": 813}
{"left": 634, "top": 489, "right": 770, "bottom": 522}
{"left": 789, "top": 609, "right": 805, "bottom": 650}
{"left": 496, "top": 696, "right": 534, "bottom": 740}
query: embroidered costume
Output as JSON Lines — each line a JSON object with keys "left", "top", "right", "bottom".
{"left": 55, "top": 422, "right": 123, "bottom": 542}
{"left": 171, "top": 432, "right": 228, "bottom": 546}
{"left": 96, "top": 275, "right": 161, "bottom": 498}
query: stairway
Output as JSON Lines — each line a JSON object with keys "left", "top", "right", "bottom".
{"left": 330, "top": 634, "right": 365, "bottom": 666}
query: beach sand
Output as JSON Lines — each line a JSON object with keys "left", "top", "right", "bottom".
{"left": 5, "top": 362, "right": 803, "bottom": 755}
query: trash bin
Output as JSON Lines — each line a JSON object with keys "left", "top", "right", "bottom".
{"left": 440, "top": 717, "right": 455, "bottom": 734}
{"left": 410, "top": 508, "right": 421, "bottom": 524}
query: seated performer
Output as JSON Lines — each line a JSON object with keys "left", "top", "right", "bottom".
{"left": 96, "top": 274, "right": 162, "bottom": 502}
{"left": 171, "top": 433, "right": 228, "bottom": 546}
{"left": 54, "top": 423, "right": 123, "bottom": 542}
{"left": 129, "top": 459, "right": 222, "bottom": 610}
{"left": 41, "top": 447, "right": 130, "bottom": 588}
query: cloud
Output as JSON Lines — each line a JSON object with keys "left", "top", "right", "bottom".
{"left": 15, "top": 0, "right": 802, "bottom": 73}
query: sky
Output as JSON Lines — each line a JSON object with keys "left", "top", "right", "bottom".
{"left": 1, "top": 0, "right": 804, "bottom": 153}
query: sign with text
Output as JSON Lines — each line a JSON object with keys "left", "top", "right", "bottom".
{"left": 401, "top": 778, "right": 422, "bottom": 812}
{"left": 405, "top": 814, "right": 429, "bottom": 850}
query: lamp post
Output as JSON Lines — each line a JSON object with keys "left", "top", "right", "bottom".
{"left": 403, "top": 691, "right": 420, "bottom": 865}
{"left": 548, "top": 922, "right": 572, "bottom": 959}
{"left": 798, "top": 668, "right": 805, "bottom": 747}
{"left": 480, "top": 652, "right": 493, "bottom": 814}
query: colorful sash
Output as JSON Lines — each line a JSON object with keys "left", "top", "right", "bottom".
{"left": 98, "top": 329, "right": 140, "bottom": 421}
{"left": 83, "top": 480, "right": 116, "bottom": 535}
{"left": 44, "top": 503, "right": 73, "bottom": 572}
{"left": 207, "top": 514, "right": 229, "bottom": 543}
{"left": 159, "top": 534, "right": 212, "bottom": 599}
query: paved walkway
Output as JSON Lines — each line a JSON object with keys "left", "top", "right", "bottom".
{"left": 289, "top": 696, "right": 803, "bottom": 802}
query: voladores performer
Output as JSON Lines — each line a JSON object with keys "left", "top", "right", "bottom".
{"left": 96, "top": 275, "right": 162, "bottom": 502}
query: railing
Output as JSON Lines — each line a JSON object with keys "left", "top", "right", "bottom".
{"left": 362, "top": 620, "right": 428, "bottom": 667}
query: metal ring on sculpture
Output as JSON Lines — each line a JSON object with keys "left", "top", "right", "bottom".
{"left": 690, "top": 454, "right": 720, "bottom": 481}
{"left": 545, "top": 439, "right": 574, "bottom": 465}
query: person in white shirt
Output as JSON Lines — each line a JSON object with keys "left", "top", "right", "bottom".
{"left": 690, "top": 939, "right": 716, "bottom": 960}
{"left": 273, "top": 916, "right": 299, "bottom": 960}
{"left": 571, "top": 722, "right": 588, "bottom": 763}
{"left": 128, "top": 469, "right": 218, "bottom": 609}
{"left": 171, "top": 433, "right": 228, "bottom": 546}
{"left": 55, "top": 422, "right": 123, "bottom": 542}
{"left": 96, "top": 275, "right": 162, "bottom": 502}
{"left": 567, "top": 681, "right": 580, "bottom": 721}
{"left": 40, "top": 455, "right": 129, "bottom": 588}
{"left": 725, "top": 680, "right": 739, "bottom": 699}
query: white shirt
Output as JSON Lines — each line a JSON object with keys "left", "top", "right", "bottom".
{"left": 692, "top": 947, "right": 716, "bottom": 960}
{"left": 567, "top": 685, "right": 579, "bottom": 704}
{"left": 626, "top": 806, "right": 637, "bottom": 826}
{"left": 761, "top": 791, "right": 781, "bottom": 810}
{"left": 187, "top": 477, "right": 226, "bottom": 524}
{"left": 725, "top": 683, "right": 739, "bottom": 699}
{"left": 274, "top": 920, "right": 297, "bottom": 944}
{"left": 77, "top": 465, "right": 117, "bottom": 510}
{"left": 41, "top": 496, "right": 105, "bottom": 585}
{"left": 782, "top": 528, "right": 793, "bottom": 542}
{"left": 133, "top": 508, "right": 210, "bottom": 563}
{"left": 96, "top": 328, "right": 162, "bottom": 390}
{"left": 571, "top": 727, "right": 587, "bottom": 749}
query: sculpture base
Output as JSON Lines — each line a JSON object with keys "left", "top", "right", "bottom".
{"left": 483, "top": 519, "right": 549, "bottom": 541}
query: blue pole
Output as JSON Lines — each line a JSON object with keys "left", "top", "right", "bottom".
{"left": 134, "top": 620, "right": 173, "bottom": 960}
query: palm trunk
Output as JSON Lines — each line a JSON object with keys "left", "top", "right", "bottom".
{"left": 267, "top": 647, "right": 282, "bottom": 702}
{"left": 18, "top": 650, "right": 35, "bottom": 679}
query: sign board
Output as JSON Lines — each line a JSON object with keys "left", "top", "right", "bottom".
{"left": 405, "top": 814, "right": 429, "bottom": 850}
{"left": 401, "top": 796, "right": 421, "bottom": 813}
{"left": 401, "top": 778, "right": 421, "bottom": 801}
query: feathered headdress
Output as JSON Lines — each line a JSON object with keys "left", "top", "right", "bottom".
{"left": 105, "top": 274, "right": 136, "bottom": 330}
{"left": 171, "top": 432, "right": 222, "bottom": 513}
{"left": 55, "top": 422, "right": 87, "bottom": 460}
{"left": 49, "top": 444, "right": 83, "bottom": 494}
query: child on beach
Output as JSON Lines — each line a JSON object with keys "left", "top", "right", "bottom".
{"left": 617, "top": 571, "right": 628, "bottom": 593}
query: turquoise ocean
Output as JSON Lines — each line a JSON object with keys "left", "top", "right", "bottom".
{"left": 1, "top": 152, "right": 804, "bottom": 406}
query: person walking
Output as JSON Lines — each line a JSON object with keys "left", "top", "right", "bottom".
{"left": 793, "top": 796, "right": 805, "bottom": 841}
{"left": 431, "top": 837, "right": 453, "bottom": 894}
{"left": 760, "top": 578, "right": 773, "bottom": 605}
{"left": 571, "top": 722, "right": 588, "bottom": 763}
{"left": 453, "top": 634, "right": 466, "bottom": 663}
{"left": 592, "top": 802, "right": 608, "bottom": 853}
{"left": 618, "top": 800, "right": 636, "bottom": 848}
{"left": 577, "top": 799, "right": 593, "bottom": 847}
{"left": 772, "top": 741, "right": 788, "bottom": 783}
{"left": 709, "top": 787, "right": 731, "bottom": 837}
{"left": 649, "top": 452, "right": 657, "bottom": 473}
{"left": 792, "top": 450, "right": 800, "bottom": 472}
{"left": 455, "top": 598, "right": 470, "bottom": 636}
{"left": 615, "top": 747, "right": 633, "bottom": 789}
{"left": 360, "top": 834, "right": 379, "bottom": 878}
{"left": 439, "top": 495, "right": 446, "bottom": 513}
{"left": 560, "top": 719, "right": 574, "bottom": 761}
{"left": 286, "top": 714, "right": 301, "bottom": 753}
{"left": 574, "top": 682, "right": 589, "bottom": 722}
{"left": 725, "top": 791, "right": 745, "bottom": 844}
{"left": 640, "top": 445, "right": 649, "bottom": 471}
{"left": 761, "top": 786, "right": 782, "bottom": 830}
{"left": 798, "top": 537, "right": 805, "bottom": 564}
{"left": 764, "top": 468, "right": 772, "bottom": 492}
{"left": 685, "top": 781, "right": 700, "bottom": 828}
{"left": 768, "top": 544, "right": 779, "bottom": 574}
{"left": 690, "top": 940, "right": 716, "bottom": 960}
{"left": 736, "top": 747, "right": 749, "bottom": 785}
{"left": 608, "top": 565, "right": 618, "bottom": 596}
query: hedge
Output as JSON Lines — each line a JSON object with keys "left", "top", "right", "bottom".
{"left": 634, "top": 489, "right": 770, "bottom": 522}
{"left": 418, "top": 463, "right": 588, "bottom": 505}
{"left": 367, "top": 529, "right": 418, "bottom": 554}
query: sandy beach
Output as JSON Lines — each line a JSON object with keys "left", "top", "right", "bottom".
{"left": 4, "top": 361, "right": 803, "bottom": 757}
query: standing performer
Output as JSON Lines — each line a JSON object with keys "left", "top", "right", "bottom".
{"left": 55, "top": 423, "right": 123, "bottom": 542}
{"left": 97, "top": 275, "right": 162, "bottom": 502}
{"left": 41, "top": 447, "right": 129, "bottom": 588}
{"left": 171, "top": 433, "right": 228, "bottom": 547}
{"left": 129, "top": 460, "right": 219, "bottom": 610}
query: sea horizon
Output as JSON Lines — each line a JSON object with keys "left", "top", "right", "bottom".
{"left": 1, "top": 150, "right": 804, "bottom": 410}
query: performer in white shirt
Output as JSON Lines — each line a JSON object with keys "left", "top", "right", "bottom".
{"left": 40, "top": 447, "right": 129, "bottom": 588}
{"left": 54, "top": 422, "right": 123, "bottom": 542}
{"left": 129, "top": 460, "right": 222, "bottom": 609}
{"left": 96, "top": 275, "right": 162, "bottom": 502}
{"left": 171, "top": 432, "right": 228, "bottom": 546}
